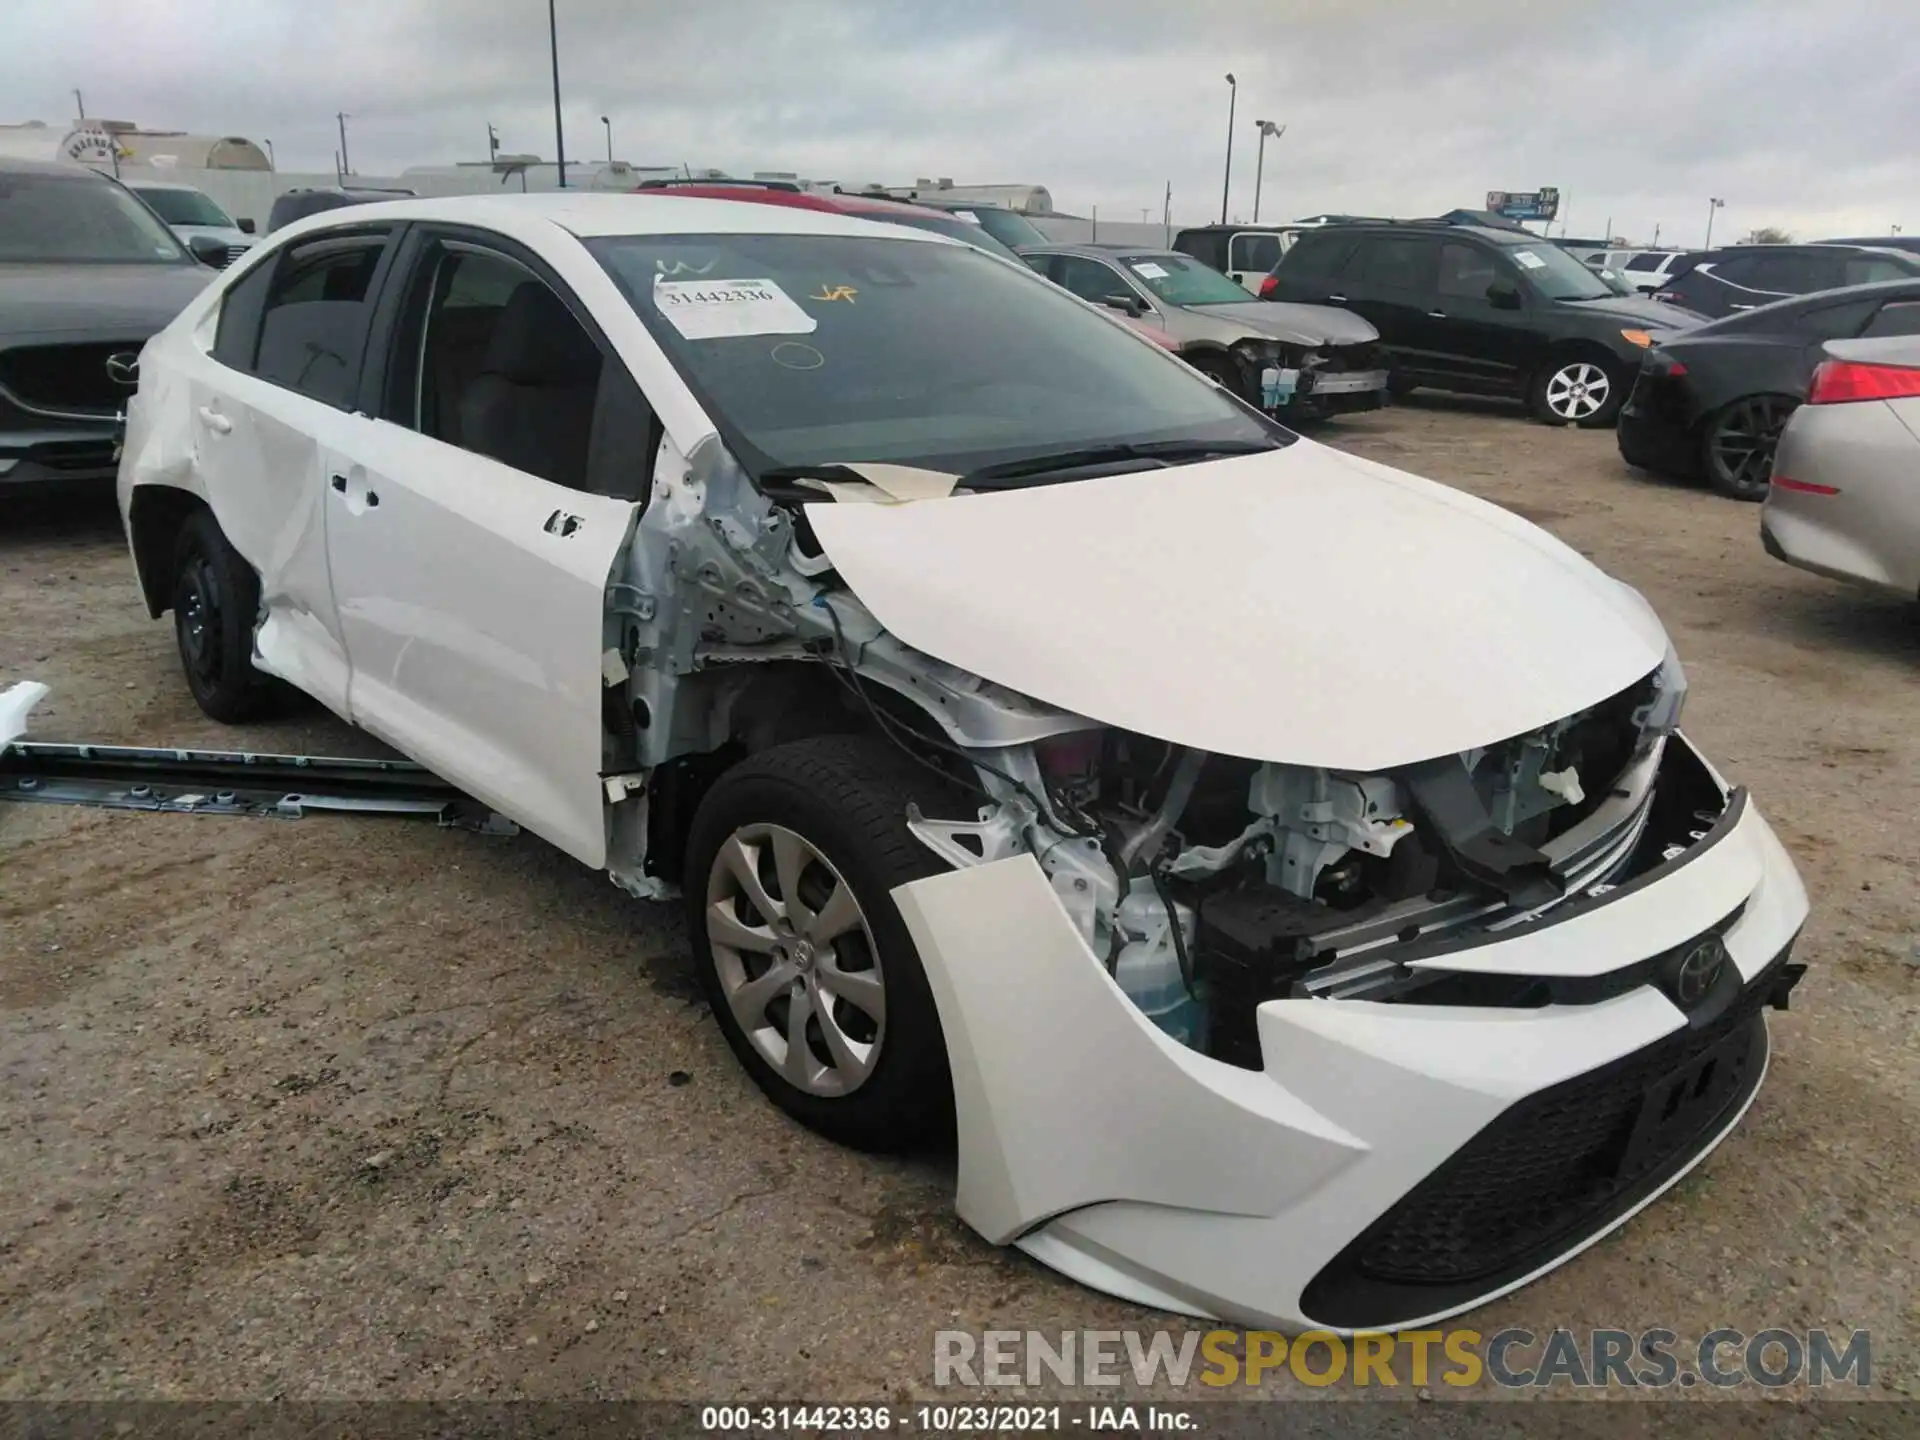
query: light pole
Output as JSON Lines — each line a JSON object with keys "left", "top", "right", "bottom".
{"left": 1219, "top": 73, "right": 1237, "bottom": 224}
{"left": 1251, "top": 119, "right": 1284, "bottom": 223}
{"left": 336, "top": 112, "right": 351, "bottom": 176}
{"left": 548, "top": 0, "right": 568, "bottom": 189}
{"left": 263, "top": 137, "right": 275, "bottom": 169}
{"left": 601, "top": 115, "right": 612, "bottom": 163}
{"left": 73, "top": 88, "right": 86, "bottom": 120}
{"left": 1705, "top": 196, "right": 1725, "bottom": 248}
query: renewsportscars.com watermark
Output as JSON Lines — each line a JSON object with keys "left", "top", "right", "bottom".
{"left": 934, "top": 1327, "right": 1873, "bottom": 1390}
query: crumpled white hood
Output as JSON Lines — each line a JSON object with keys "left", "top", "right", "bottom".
{"left": 805, "top": 440, "right": 1669, "bottom": 771}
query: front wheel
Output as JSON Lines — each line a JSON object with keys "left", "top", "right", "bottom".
{"left": 1702, "top": 394, "right": 1797, "bottom": 501}
{"left": 683, "top": 736, "right": 960, "bottom": 1152}
{"left": 1530, "top": 356, "right": 1626, "bottom": 428}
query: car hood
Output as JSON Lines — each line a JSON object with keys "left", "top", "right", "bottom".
{"left": 1556, "top": 292, "right": 1700, "bottom": 328}
{"left": 806, "top": 441, "right": 1668, "bottom": 771}
{"left": 0, "top": 263, "right": 213, "bottom": 341}
{"left": 1185, "top": 300, "right": 1379, "bottom": 346}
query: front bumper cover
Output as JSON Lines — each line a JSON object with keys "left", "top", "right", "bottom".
{"left": 891, "top": 731, "right": 1808, "bottom": 1331}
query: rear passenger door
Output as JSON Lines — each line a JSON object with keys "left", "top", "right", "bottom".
{"left": 1338, "top": 236, "right": 1439, "bottom": 375}
{"left": 318, "top": 227, "right": 657, "bottom": 868}
{"left": 189, "top": 225, "right": 402, "bottom": 716}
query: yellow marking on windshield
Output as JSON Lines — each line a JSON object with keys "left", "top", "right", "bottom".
{"left": 811, "top": 284, "right": 859, "bottom": 303}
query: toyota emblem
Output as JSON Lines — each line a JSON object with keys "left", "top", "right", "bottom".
{"left": 1666, "top": 935, "right": 1730, "bottom": 1010}
{"left": 105, "top": 352, "right": 141, "bottom": 387}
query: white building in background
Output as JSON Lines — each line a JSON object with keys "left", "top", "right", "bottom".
{"left": 0, "top": 119, "right": 270, "bottom": 170}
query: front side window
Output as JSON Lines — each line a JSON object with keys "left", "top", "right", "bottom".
{"left": 249, "top": 232, "right": 391, "bottom": 407}
{"left": 1119, "top": 253, "right": 1254, "bottom": 306}
{"left": 0, "top": 170, "right": 192, "bottom": 264}
{"left": 131, "top": 187, "right": 235, "bottom": 229}
{"left": 590, "top": 231, "right": 1275, "bottom": 483}
{"left": 385, "top": 241, "right": 653, "bottom": 499}
{"left": 1842, "top": 255, "right": 1917, "bottom": 287}
{"left": 1437, "top": 242, "right": 1501, "bottom": 300}
{"left": 1051, "top": 254, "right": 1133, "bottom": 304}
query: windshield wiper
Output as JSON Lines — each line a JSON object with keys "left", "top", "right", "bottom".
{"left": 960, "top": 437, "right": 1280, "bottom": 488}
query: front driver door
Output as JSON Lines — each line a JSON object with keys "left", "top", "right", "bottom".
{"left": 320, "top": 229, "right": 645, "bottom": 868}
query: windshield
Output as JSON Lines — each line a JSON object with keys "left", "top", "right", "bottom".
{"left": 1507, "top": 243, "right": 1614, "bottom": 300}
{"left": 1118, "top": 253, "right": 1254, "bottom": 307}
{"left": 941, "top": 206, "right": 1050, "bottom": 248}
{"left": 590, "top": 232, "right": 1277, "bottom": 482}
{"left": 864, "top": 209, "right": 1023, "bottom": 262}
{"left": 0, "top": 171, "right": 192, "bottom": 264}
{"left": 132, "top": 186, "right": 234, "bottom": 229}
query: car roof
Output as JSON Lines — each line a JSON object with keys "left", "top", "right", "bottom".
{"left": 0, "top": 155, "right": 112, "bottom": 179}
{"left": 1294, "top": 219, "right": 1538, "bottom": 246}
{"left": 269, "top": 191, "right": 961, "bottom": 247}
{"left": 1668, "top": 277, "right": 1920, "bottom": 339}
{"left": 641, "top": 184, "right": 958, "bottom": 221}
{"left": 125, "top": 180, "right": 205, "bottom": 193}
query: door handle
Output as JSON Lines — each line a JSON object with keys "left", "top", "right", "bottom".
{"left": 1729, "top": 303, "right": 1756, "bottom": 310}
{"left": 196, "top": 405, "right": 232, "bottom": 434}
{"left": 1326, "top": 294, "right": 1347, "bottom": 303}
{"left": 330, "top": 473, "right": 380, "bottom": 509}
{"left": 1427, "top": 310, "right": 1448, "bottom": 319}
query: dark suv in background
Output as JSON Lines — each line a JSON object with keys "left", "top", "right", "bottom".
{"left": 1650, "top": 244, "right": 1920, "bottom": 319}
{"left": 1264, "top": 219, "right": 1701, "bottom": 426}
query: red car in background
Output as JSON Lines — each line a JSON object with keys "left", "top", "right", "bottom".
{"left": 634, "top": 180, "right": 1183, "bottom": 352}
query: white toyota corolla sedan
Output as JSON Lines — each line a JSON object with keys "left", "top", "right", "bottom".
{"left": 117, "top": 193, "right": 1810, "bottom": 1332}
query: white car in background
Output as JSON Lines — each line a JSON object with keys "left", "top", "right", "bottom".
{"left": 116, "top": 193, "right": 1809, "bottom": 1331}
{"left": 126, "top": 181, "right": 259, "bottom": 268}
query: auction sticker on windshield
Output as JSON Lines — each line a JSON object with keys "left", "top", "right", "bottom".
{"left": 653, "top": 278, "right": 818, "bottom": 340}
{"left": 1512, "top": 250, "right": 1548, "bottom": 270}
{"left": 1132, "top": 261, "right": 1169, "bottom": 278}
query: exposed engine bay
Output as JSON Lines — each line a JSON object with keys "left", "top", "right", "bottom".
{"left": 601, "top": 435, "right": 1705, "bottom": 1072}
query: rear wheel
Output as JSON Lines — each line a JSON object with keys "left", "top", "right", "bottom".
{"left": 1702, "top": 394, "right": 1797, "bottom": 501}
{"left": 1530, "top": 355, "right": 1626, "bottom": 428}
{"left": 684, "top": 736, "right": 960, "bottom": 1152}
{"left": 170, "top": 510, "right": 282, "bottom": 723}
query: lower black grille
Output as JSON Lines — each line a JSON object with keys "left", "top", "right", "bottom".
{"left": 1316, "top": 341, "right": 1381, "bottom": 373}
{"left": 0, "top": 343, "right": 144, "bottom": 417}
{"left": 1301, "top": 951, "right": 1788, "bottom": 1329}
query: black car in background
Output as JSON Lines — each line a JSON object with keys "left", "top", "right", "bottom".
{"left": 1651, "top": 244, "right": 1920, "bottom": 319}
{"left": 265, "top": 186, "right": 416, "bottom": 234}
{"left": 1264, "top": 219, "right": 1701, "bottom": 426}
{"left": 1617, "top": 279, "right": 1920, "bottom": 499}
{"left": 1, "top": 156, "right": 214, "bottom": 495}
{"left": 1818, "top": 236, "right": 1920, "bottom": 256}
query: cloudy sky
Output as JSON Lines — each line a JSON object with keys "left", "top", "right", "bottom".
{"left": 7, "top": 0, "right": 1917, "bottom": 244}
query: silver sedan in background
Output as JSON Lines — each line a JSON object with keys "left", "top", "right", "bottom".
{"left": 1763, "top": 333, "right": 1920, "bottom": 601}
{"left": 1020, "top": 243, "right": 1387, "bottom": 422}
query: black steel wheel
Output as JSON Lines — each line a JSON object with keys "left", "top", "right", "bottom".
{"left": 1703, "top": 394, "right": 1797, "bottom": 501}
{"left": 170, "top": 509, "right": 281, "bottom": 722}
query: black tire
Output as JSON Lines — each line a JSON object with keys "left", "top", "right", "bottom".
{"left": 1528, "top": 352, "right": 1627, "bottom": 428}
{"left": 170, "top": 509, "right": 281, "bottom": 723}
{"left": 1701, "top": 394, "right": 1797, "bottom": 501}
{"left": 1187, "top": 351, "right": 1245, "bottom": 400}
{"left": 683, "top": 735, "right": 962, "bottom": 1152}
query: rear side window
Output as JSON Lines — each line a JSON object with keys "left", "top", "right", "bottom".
{"left": 1795, "top": 300, "right": 1875, "bottom": 340}
{"left": 1625, "top": 252, "right": 1669, "bottom": 272}
{"left": 1862, "top": 300, "right": 1920, "bottom": 338}
{"left": 211, "top": 259, "right": 275, "bottom": 371}
{"left": 238, "top": 231, "right": 393, "bottom": 408}
{"left": 1358, "top": 237, "right": 1430, "bottom": 290}
{"left": 1842, "top": 256, "right": 1913, "bottom": 287}
{"left": 1229, "top": 232, "right": 1282, "bottom": 274}
{"left": 1277, "top": 233, "right": 1354, "bottom": 279}
{"left": 1175, "top": 232, "right": 1226, "bottom": 270}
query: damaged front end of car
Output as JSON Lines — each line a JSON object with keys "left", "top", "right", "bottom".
{"left": 590, "top": 431, "right": 1809, "bottom": 1333}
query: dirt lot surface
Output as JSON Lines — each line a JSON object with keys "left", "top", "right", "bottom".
{"left": 2, "top": 398, "right": 1916, "bottom": 1406}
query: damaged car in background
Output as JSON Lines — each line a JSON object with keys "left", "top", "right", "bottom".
{"left": 115, "top": 192, "right": 1809, "bottom": 1332}
{"left": 1020, "top": 243, "right": 1388, "bottom": 421}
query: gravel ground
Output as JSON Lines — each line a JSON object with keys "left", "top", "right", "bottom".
{"left": 1, "top": 398, "right": 1915, "bottom": 1406}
